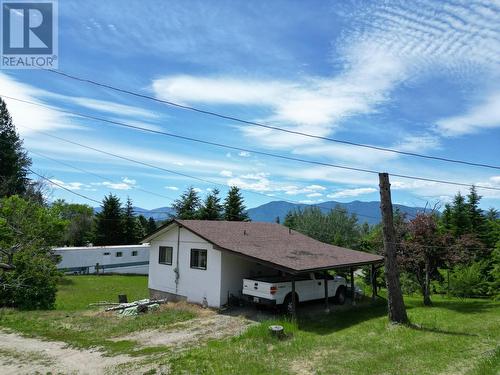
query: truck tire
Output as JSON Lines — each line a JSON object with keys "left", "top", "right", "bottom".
{"left": 282, "top": 293, "right": 299, "bottom": 314}
{"left": 335, "top": 286, "right": 346, "bottom": 305}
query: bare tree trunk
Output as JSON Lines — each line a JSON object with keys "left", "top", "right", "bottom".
{"left": 379, "top": 173, "right": 409, "bottom": 324}
{"left": 423, "top": 257, "right": 432, "bottom": 306}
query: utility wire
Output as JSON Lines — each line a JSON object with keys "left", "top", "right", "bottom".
{"left": 28, "top": 168, "right": 101, "bottom": 204}
{"left": 44, "top": 68, "right": 500, "bottom": 171}
{"left": 29, "top": 149, "right": 177, "bottom": 202}
{"left": 4, "top": 94, "right": 500, "bottom": 192}
{"left": 20, "top": 126, "right": 384, "bottom": 221}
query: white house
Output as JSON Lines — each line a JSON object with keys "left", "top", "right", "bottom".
{"left": 54, "top": 244, "right": 150, "bottom": 275}
{"left": 144, "top": 219, "right": 383, "bottom": 308}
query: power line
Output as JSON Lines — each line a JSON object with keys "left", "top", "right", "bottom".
{"left": 4, "top": 94, "right": 500, "bottom": 192}
{"left": 19, "top": 126, "right": 384, "bottom": 221}
{"left": 29, "top": 149, "right": 177, "bottom": 202}
{"left": 28, "top": 168, "right": 101, "bottom": 204}
{"left": 44, "top": 68, "right": 500, "bottom": 171}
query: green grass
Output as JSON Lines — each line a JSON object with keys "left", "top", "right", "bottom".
{"left": 0, "top": 275, "right": 196, "bottom": 355}
{"left": 164, "top": 295, "right": 500, "bottom": 375}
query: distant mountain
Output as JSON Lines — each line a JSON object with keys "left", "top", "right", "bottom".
{"left": 246, "top": 200, "right": 424, "bottom": 225}
{"left": 94, "top": 201, "right": 423, "bottom": 225}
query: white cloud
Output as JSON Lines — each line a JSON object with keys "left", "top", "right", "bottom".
{"left": 165, "top": 186, "right": 179, "bottom": 191}
{"left": 435, "top": 92, "right": 500, "bottom": 136}
{"left": 238, "top": 151, "right": 251, "bottom": 157}
{"left": 66, "top": 97, "right": 158, "bottom": 119}
{"left": 193, "top": 187, "right": 203, "bottom": 193}
{"left": 51, "top": 179, "right": 86, "bottom": 191}
{"left": 92, "top": 177, "right": 136, "bottom": 190}
{"left": 220, "top": 170, "right": 233, "bottom": 177}
{"left": 0, "top": 73, "right": 78, "bottom": 135}
{"left": 327, "top": 187, "right": 377, "bottom": 199}
{"left": 284, "top": 184, "right": 327, "bottom": 195}
{"left": 227, "top": 172, "right": 272, "bottom": 192}
{"left": 306, "top": 192, "right": 323, "bottom": 198}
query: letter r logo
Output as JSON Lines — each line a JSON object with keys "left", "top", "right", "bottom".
{"left": 2, "top": 2, "right": 53, "bottom": 54}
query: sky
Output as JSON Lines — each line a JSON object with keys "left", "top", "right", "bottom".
{"left": 1, "top": 0, "right": 500, "bottom": 210}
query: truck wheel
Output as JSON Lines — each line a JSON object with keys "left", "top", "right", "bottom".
{"left": 282, "top": 293, "right": 299, "bottom": 314}
{"left": 335, "top": 287, "right": 346, "bottom": 305}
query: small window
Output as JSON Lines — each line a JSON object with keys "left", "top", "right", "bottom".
{"left": 116, "top": 252, "right": 122, "bottom": 257}
{"left": 190, "top": 249, "right": 207, "bottom": 270}
{"left": 131, "top": 250, "right": 138, "bottom": 256}
{"left": 103, "top": 252, "right": 110, "bottom": 256}
{"left": 159, "top": 246, "right": 173, "bottom": 265}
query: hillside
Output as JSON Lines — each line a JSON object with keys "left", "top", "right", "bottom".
{"left": 100, "top": 201, "right": 424, "bottom": 225}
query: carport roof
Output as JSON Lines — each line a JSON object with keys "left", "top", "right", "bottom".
{"left": 143, "top": 220, "right": 383, "bottom": 274}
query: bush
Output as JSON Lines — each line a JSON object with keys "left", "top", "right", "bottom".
{"left": 399, "top": 272, "right": 420, "bottom": 295}
{"left": 448, "top": 262, "right": 488, "bottom": 298}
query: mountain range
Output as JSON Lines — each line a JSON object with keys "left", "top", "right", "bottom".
{"left": 95, "top": 200, "right": 424, "bottom": 225}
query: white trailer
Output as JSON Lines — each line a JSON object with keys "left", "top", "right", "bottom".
{"left": 242, "top": 273, "right": 347, "bottom": 312}
{"left": 54, "top": 244, "right": 150, "bottom": 275}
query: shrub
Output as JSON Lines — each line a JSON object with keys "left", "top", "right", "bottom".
{"left": 448, "top": 262, "right": 488, "bottom": 298}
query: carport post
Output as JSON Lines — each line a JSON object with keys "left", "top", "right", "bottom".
{"left": 291, "top": 278, "right": 297, "bottom": 318}
{"left": 350, "top": 267, "right": 356, "bottom": 306}
{"left": 371, "top": 264, "right": 377, "bottom": 302}
{"left": 324, "top": 271, "right": 330, "bottom": 313}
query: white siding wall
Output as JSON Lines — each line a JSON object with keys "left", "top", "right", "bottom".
{"left": 148, "top": 226, "right": 222, "bottom": 307}
{"left": 219, "top": 252, "right": 277, "bottom": 306}
{"left": 54, "top": 245, "right": 150, "bottom": 274}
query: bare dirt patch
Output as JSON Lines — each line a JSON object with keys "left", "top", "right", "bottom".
{"left": 116, "top": 309, "right": 254, "bottom": 350}
{"left": 0, "top": 331, "right": 140, "bottom": 375}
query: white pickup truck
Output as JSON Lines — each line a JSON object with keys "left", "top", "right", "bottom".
{"left": 242, "top": 273, "right": 347, "bottom": 312}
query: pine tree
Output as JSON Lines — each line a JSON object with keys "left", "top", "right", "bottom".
{"left": 223, "top": 186, "right": 249, "bottom": 221}
{"left": 441, "top": 203, "right": 453, "bottom": 232}
{"left": 94, "top": 194, "right": 124, "bottom": 245}
{"left": 0, "top": 97, "right": 32, "bottom": 198}
{"left": 199, "top": 189, "right": 223, "bottom": 220}
{"left": 173, "top": 187, "right": 201, "bottom": 219}
{"left": 466, "top": 186, "right": 486, "bottom": 240}
{"left": 451, "top": 192, "right": 470, "bottom": 237}
{"left": 147, "top": 217, "right": 157, "bottom": 234}
{"left": 122, "top": 197, "right": 141, "bottom": 244}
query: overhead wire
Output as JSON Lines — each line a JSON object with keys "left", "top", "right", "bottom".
{"left": 43, "top": 68, "right": 500, "bottom": 171}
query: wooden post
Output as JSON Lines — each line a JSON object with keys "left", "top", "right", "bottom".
{"left": 291, "top": 278, "right": 297, "bottom": 318}
{"left": 324, "top": 271, "right": 330, "bottom": 312}
{"left": 350, "top": 267, "right": 356, "bottom": 305}
{"left": 379, "top": 173, "right": 408, "bottom": 324}
{"left": 371, "top": 264, "right": 377, "bottom": 302}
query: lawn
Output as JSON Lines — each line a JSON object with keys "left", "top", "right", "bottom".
{"left": 0, "top": 275, "right": 196, "bottom": 355}
{"left": 1, "top": 276, "right": 499, "bottom": 374}
{"left": 164, "top": 295, "right": 500, "bottom": 375}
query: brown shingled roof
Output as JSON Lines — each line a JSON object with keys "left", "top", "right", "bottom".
{"left": 145, "top": 220, "right": 383, "bottom": 273}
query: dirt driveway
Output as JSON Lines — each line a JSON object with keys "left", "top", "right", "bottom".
{"left": 0, "top": 310, "right": 254, "bottom": 374}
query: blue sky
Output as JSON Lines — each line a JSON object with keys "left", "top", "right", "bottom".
{"left": 1, "top": 0, "right": 499, "bottom": 210}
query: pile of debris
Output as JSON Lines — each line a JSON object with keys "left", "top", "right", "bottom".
{"left": 90, "top": 297, "right": 168, "bottom": 316}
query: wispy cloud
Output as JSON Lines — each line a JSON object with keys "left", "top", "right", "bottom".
{"left": 435, "top": 91, "right": 500, "bottom": 136}
{"left": 327, "top": 187, "right": 377, "bottom": 199}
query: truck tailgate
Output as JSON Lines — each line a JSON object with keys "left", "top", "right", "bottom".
{"left": 242, "top": 278, "right": 275, "bottom": 299}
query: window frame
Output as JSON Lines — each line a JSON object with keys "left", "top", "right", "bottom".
{"left": 158, "top": 246, "right": 173, "bottom": 265}
{"left": 190, "top": 248, "right": 207, "bottom": 270}
{"left": 115, "top": 251, "right": 122, "bottom": 257}
{"left": 103, "top": 252, "right": 110, "bottom": 256}
{"left": 131, "top": 250, "right": 138, "bottom": 257}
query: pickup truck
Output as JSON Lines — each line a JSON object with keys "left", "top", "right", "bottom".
{"left": 242, "top": 273, "right": 347, "bottom": 312}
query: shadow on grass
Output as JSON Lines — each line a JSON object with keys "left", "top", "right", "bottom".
{"left": 408, "top": 323, "right": 478, "bottom": 337}
{"left": 57, "top": 277, "right": 75, "bottom": 286}
{"left": 428, "top": 298, "right": 499, "bottom": 314}
{"left": 297, "top": 297, "right": 389, "bottom": 335}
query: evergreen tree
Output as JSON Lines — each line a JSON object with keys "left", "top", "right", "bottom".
{"left": 94, "top": 194, "right": 124, "bottom": 245}
{"left": 441, "top": 203, "right": 453, "bottom": 232}
{"left": 223, "top": 186, "right": 249, "bottom": 221}
{"left": 137, "top": 215, "right": 149, "bottom": 238}
{"left": 0, "top": 97, "right": 31, "bottom": 198}
{"left": 122, "top": 197, "right": 141, "bottom": 244}
{"left": 199, "top": 189, "right": 223, "bottom": 220}
{"left": 466, "top": 186, "right": 487, "bottom": 241}
{"left": 147, "top": 217, "right": 157, "bottom": 234}
{"left": 450, "top": 192, "right": 470, "bottom": 237}
{"left": 173, "top": 187, "right": 201, "bottom": 219}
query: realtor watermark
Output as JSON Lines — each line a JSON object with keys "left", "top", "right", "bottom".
{"left": 1, "top": 0, "right": 58, "bottom": 69}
